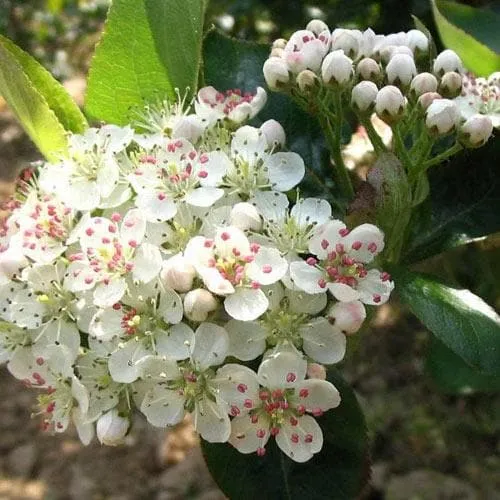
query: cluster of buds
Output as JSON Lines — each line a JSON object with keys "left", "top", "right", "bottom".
{"left": 0, "top": 84, "right": 393, "bottom": 462}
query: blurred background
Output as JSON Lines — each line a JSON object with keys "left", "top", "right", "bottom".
{"left": 0, "top": 1, "right": 499, "bottom": 499}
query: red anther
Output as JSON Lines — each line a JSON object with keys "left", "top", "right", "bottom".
{"left": 244, "top": 399, "right": 253, "bottom": 409}
{"left": 321, "top": 239, "right": 329, "bottom": 249}
{"left": 220, "top": 232, "right": 230, "bottom": 241}
{"left": 256, "top": 447, "right": 266, "bottom": 457}
{"left": 280, "top": 401, "right": 289, "bottom": 410}
{"left": 326, "top": 267, "right": 338, "bottom": 278}
{"left": 351, "top": 241, "right": 362, "bottom": 250}
{"left": 237, "top": 383, "right": 248, "bottom": 393}
{"left": 128, "top": 240, "right": 138, "bottom": 248}
{"left": 250, "top": 414, "right": 259, "bottom": 424}
{"left": 251, "top": 281, "right": 261, "bottom": 289}
{"left": 36, "top": 357, "right": 44, "bottom": 366}
{"left": 327, "top": 251, "right": 337, "bottom": 260}
{"left": 306, "top": 257, "right": 318, "bottom": 266}
{"left": 312, "top": 408, "right": 323, "bottom": 417}
{"left": 335, "top": 243, "right": 345, "bottom": 253}
{"left": 304, "top": 433, "right": 313, "bottom": 443}
{"left": 339, "top": 227, "right": 350, "bottom": 237}
{"left": 262, "top": 265, "right": 272, "bottom": 274}
{"left": 259, "top": 390, "right": 270, "bottom": 400}
{"left": 373, "top": 294, "right": 381, "bottom": 303}
{"left": 318, "top": 278, "right": 327, "bottom": 289}
{"left": 158, "top": 192, "right": 166, "bottom": 201}
{"left": 244, "top": 255, "right": 255, "bottom": 263}
{"left": 250, "top": 243, "right": 260, "bottom": 253}
{"left": 270, "top": 427, "right": 280, "bottom": 436}
{"left": 111, "top": 213, "right": 122, "bottom": 222}
{"left": 84, "top": 276, "right": 94, "bottom": 285}
{"left": 85, "top": 228, "right": 94, "bottom": 236}
{"left": 299, "top": 388, "right": 309, "bottom": 398}
{"left": 198, "top": 170, "right": 208, "bottom": 178}
{"left": 256, "top": 428, "right": 266, "bottom": 438}
{"left": 286, "top": 372, "right": 296, "bottom": 383}
{"left": 108, "top": 224, "right": 117, "bottom": 233}
{"left": 342, "top": 256, "right": 355, "bottom": 266}
{"left": 113, "top": 303, "right": 122, "bottom": 310}
{"left": 289, "top": 416, "right": 298, "bottom": 426}
{"left": 367, "top": 242, "right": 378, "bottom": 253}
{"left": 271, "top": 389, "right": 283, "bottom": 399}
{"left": 380, "top": 272, "right": 391, "bottom": 282}
{"left": 296, "top": 404, "right": 306, "bottom": 415}
{"left": 291, "top": 433, "right": 299, "bottom": 443}
{"left": 102, "top": 237, "right": 111, "bottom": 244}
{"left": 232, "top": 248, "right": 241, "bottom": 257}
{"left": 46, "top": 401, "right": 56, "bottom": 413}
{"left": 230, "top": 406, "right": 240, "bottom": 417}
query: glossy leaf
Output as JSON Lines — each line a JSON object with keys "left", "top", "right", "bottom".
{"left": 404, "top": 137, "right": 500, "bottom": 263}
{"left": 0, "top": 37, "right": 69, "bottom": 161}
{"left": 426, "top": 336, "right": 500, "bottom": 394}
{"left": 86, "top": 0, "right": 205, "bottom": 125}
{"left": 0, "top": 35, "right": 87, "bottom": 134}
{"left": 202, "top": 368, "right": 369, "bottom": 500}
{"left": 393, "top": 267, "right": 500, "bottom": 376}
{"left": 431, "top": 0, "right": 500, "bottom": 76}
{"left": 202, "top": 30, "right": 344, "bottom": 212}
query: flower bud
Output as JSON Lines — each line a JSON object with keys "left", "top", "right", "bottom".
{"left": 306, "top": 19, "right": 329, "bottom": 37}
{"left": 433, "top": 49, "right": 463, "bottom": 76}
{"left": 284, "top": 30, "right": 328, "bottom": 73}
{"left": 417, "top": 91, "right": 442, "bottom": 111}
{"left": 410, "top": 72, "right": 438, "bottom": 98}
{"left": 184, "top": 288, "right": 218, "bottom": 322}
{"left": 375, "top": 85, "right": 406, "bottom": 123}
{"left": 356, "top": 57, "right": 381, "bottom": 82}
{"left": 260, "top": 119, "right": 286, "bottom": 148}
{"left": 270, "top": 47, "right": 284, "bottom": 58}
{"left": 272, "top": 38, "right": 287, "bottom": 50}
{"left": 386, "top": 53, "right": 417, "bottom": 88}
{"left": 438, "top": 71, "right": 463, "bottom": 98}
{"left": 351, "top": 81, "right": 378, "bottom": 113}
{"left": 160, "top": 253, "right": 196, "bottom": 292}
{"left": 321, "top": 50, "right": 354, "bottom": 86}
{"left": 380, "top": 45, "right": 413, "bottom": 64}
{"left": 263, "top": 57, "right": 290, "bottom": 89}
{"left": 406, "top": 29, "right": 429, "bottom": 54}
{"left": 306, "top": 362, "right": 327, "bottom": 380}
{"left": 96, "top": 409, "right": 129, "bottom": 446}
{"left": 327, "top": 300, "right": 366, "bottom": 334}
{"left": 331, "top": 29, "right": 359, "bottom": 59}
{"left": 230, "top": 202, "right": 262, "bottom": 231}
{"left": 487, "top": 71, "right": 500, "bottom": 87}
{"left": 296, "top": 69, "right": 319, "bottom": 93}
{"left": 425, "top": 98, "right": 461, "bottom": 135}
{"left": 459, "top": 114, "right": 493, "bottom": 148}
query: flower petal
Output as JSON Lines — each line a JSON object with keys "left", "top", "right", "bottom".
{"left": 294, "top": 379, "right": 341, "bottom": 412}
{"left": 267, "top": 152, "right": 305, "bottom": 191}
{"left": 108, "top": 338, "right": 150, "bottom": 383}
{"left": 226, "top": 319, "right": 267, "bottom": 361}
{"left": 194, "top": 395, "right": 231, "bottom": 443}
{"left": 185, "top": 187, "right": 224, "bottom": 207}
{"left": 289, "top": 261, "right": 326, "bottom": 294}
{"left": 344, "top": 224, "right": 385, "bottom": 263}
{"left": 132, "top": 243, "right": 162, "bottom": 283}
{"left": 300, "top": 318, "right": 346, "bottom": 364}
{"left": 191, "top": 322, "right": 229, "bottom": 369}
{"left": 276, "top": 414, "right": 323, "bottom": 463}
{"left": 140, "top": 385, "right": 186, "bottom": 427}
{"left": 229, "top": 414, "right": 271, "bottom": 454}
{"left": 257, "top": 349, "right": 307, "bottom": 389}
{"left": 214, "top": 363, "right": 260, "bottom": 413}
{"left": 155, "top": 322, "right": 194, "bottom": 361}
{"left": 357, "top": 269, "right": 394, "bottom": 305}
{"left": 224, "top": 288, "right": 268, "bottom": 321}
{"left": 93, "top": 279, "right": 127, "bottom": 308}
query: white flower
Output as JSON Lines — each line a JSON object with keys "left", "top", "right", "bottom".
{"left": 375, "top": 85, "right": 406, "bottom": 122}
{"left": 459, "top": 114, "right": 493, "bottom": 148}
{"left": 185, "top": 227, "right": 288, "bottom": 321}
{"left": 321, "top": 50, "right": 354, "bottom": 86}
{"left": 39, "top": 125, "right": 134, "bottom": 211}
{"left": 129, "top": 138, "right": 225, "bottom": 222}
{"left": 223, "top": 349, "right": 341, "bottom": 462}
{"left": 263, "top": 57, "right": 290, "bottom": 89}
{"left": 453, "top": 74, "right": 500, "bottom": 128}
{"left": 386, "top": 53, "right": 417, "bottom": 87}
{"left": 283, "top": 29, "right": 330, "bottom": 74}
{"left": 251, "top": 191, "right": 332, "bottom": 255}
{"left": 195, "top": 86, "right": 267, "bottom": 126}
{"left": 139, "top": 323, "right": 231, "bottom": 442}
{"left": 425, "top": 98, "right": 461, "bottom": 135}
{"left": 64, "top": 209, "right": 162, "bottom": 307}
{"left": 433, "top": 49, "right": 464, "bottom": 76}
{"left": 289, "top": 220, "right": 394, "bottom": 305}
{"left": 96, "top": 408, "right": 130, "bottom": 445}
{"left": 202, "top": 125, "right": 305, "bottom": 197}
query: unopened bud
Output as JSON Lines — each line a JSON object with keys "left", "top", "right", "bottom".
{"left": 459, "top": 114, "right": 493, "bottom": 148}
{"left": 438, "top": 71, "right": 463, "bottom": 98}
{"left": 160, "top": 254, "right": 196, "bottom": 292}
{"left": 327, "top": 300, "right": 366, "bottom": 334}
{"left": 410, "top": 72, "right": 438, "bottom": 98}
{"left": 425, "top": 98, "right": 461, "bottom": 135}
{"left": 433, "top": 49, "right": 463, "bottom": 76}
{"left": 230, "top": 202, "right": 262, "bottom": 231}
{"left": 356, "top": 57, "right": 381, "bottom": 82}
{"left": 380, "top": 45, "right": 413, "bottom": 64}
{"left": 296, "top": 69, "right": 319, "bottom": 93}
{"left": 260, "top": 119, "right": 286, "bottom": 148}
{"left": 487, "top": 72, "right": 500, "bottom": 87}
{"left": 184, "top": 288, "right": 218, "bottom": 322}
{"left": 284, "top": 30, "right": 327, "bottom": 73}
{"left": 331, "top": 29, "right": 359, "bottom": 59}
{"left": 406, "top": 29, "right": 429, "bottom": 54}
{"left": 306, "top": 19, "right": 329, "bottom": 37}
{"left": 270, "top": 47, "right": 284, "bottom": 58}
{"left": 351, "top": 81, "right": 378, "bottom": 113}
{"left": 375, "top": 85, "right": 406, "bottom": 123}
{"left": 272, "top": 38, "right": 287, "bottom": 50}
{"left": 306, "top": 362, "right": 327, "bottom": 380}
{"left": 96, "top": 409, "right": 129, "bottom": 446}
{"left": 386, "top": 53, "right": 417, "bottom": 88}
{"left": 417, "top": 91, "right": 442, "bottom": 111}
{"left": 321, "top": 50, "right": 354, "bottom": 86}
{"left": 263, "top": 57, "right": 290, "bottom": 90}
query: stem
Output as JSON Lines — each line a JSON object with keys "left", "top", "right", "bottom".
{"left": 393, "top": 124, "right": 413, "bottom": 171}
{"left": 419, "top": 142, "right": 463, "bottom": 171}
{"left": 360, "top": 116, "right": 388, "bottom": 155}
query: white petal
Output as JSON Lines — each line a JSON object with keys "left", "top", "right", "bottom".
{"left": 157, "top": 286, "right": 183, "bottom": 324}
{"left": 214, "top": 363, "right": 260, "bottom": 413}
{"left": 96, "top": 156, "right": 119, "bottom": 198}
{"left": 99, "top": 183, "right": 132, "bottom": 209}
{"left": 65, "top": 179, "right": 100, "bottom": 211}
{"left": 33, "top": 319, "right": 81, "bottom": 360}
{"left": 327, "top": 300, "right": 366, "bottom": 334}
{"left": 72, "top": 408, "right": 95, "bottom": 446}
{"left": 141, "top": 385, "right": 186, "bottom": 427}
{"left": 135, "top": 191, "right": 177, "bottom": 223}
{"left": 63, "top": 262, "right": 99, "bottom": 293}
{"left": 132, "top": 243, "right": 162, "bottom": 283}
{"left": 89, "top": 308, "right": 123, "bottom": 340}
{"left": 246, "top": 247, "right": 288, "bottom": 285}
{"left": 231, "top": 126, "right": 267, "bottom": 166}
{"left": 194, "top": 396, "right": 231, "bottom": 443}
{"left": 71, "top": 375, "right": 90, "bottom": 414}
{"left": 309, "top": 220, "right": 346, "bottom": 258}
{"left": 215, "top": 227, "right": 251, "bottom": 259}
{"left": 185, "top": 187, "right": 225, "bottom": 207}
{"left": 276, "top": 414, "right": 323, "bottom": 463}
{"left": 121, "top": 209, "right": 147, "bottom": 245}
{"left": 191, "top": 323, "right": 229, "bottom": 369}
{"left": 300, "top": 318, "right": 346, "bottom": 364}
{"left": 294, "top": 378, "right": 341, "bottom": 412}
{"left": 229, "top": 414, "right": 271, "bottom": 454}
{"left": 224, "top": 288, "right": 268, "bottom": 321}
{"left": 251, "top": 190, "right": 288, "bottom": 222}
{"left": 108, "top": 339, "right": 150, "bottom": 383}
{"left": 289, "top": 261, "right": 326, "bottom": 294}
{"left": 257, "top": 349, "right": 307, "bottom": 389}
{"left": 287, "top": 288, "right": 327, "bottom": 314}
{"left": 344, "top": 224, "right": 385, "bottom": 263}
{"left": 155, "top": 323, "right": 194, "bottom": 361}
{"left": 200, "top": 151, "right": 231, "bottom": 186}
{"left": 267, "top": 152, "right": 305, "bottom": 191}
{"left": 327, "top": 282, "right": 360, "bottom": 302}
{"left": 226, "top": 319, "right": 267, "bottom": 361}
{"left": 357, "top": 269, "right": 394, "bottom": 305}
{"left": 22, "top": 263, "right": 62, "bottom": 292}
{"left": 135, "top": 355, "right": 180, "bottom": 381}
{"left": 291, "top": 198, "right": 332, "bottom": 227}
{"left": 93, "top": 279, "right": 127, "bottom": 308}
{"left": 9, "top": 288, "right": 46, "bottom": 329}
{"left": 200, "top": 268, "right": 235, "bottom": 296}
{"left": 98, "top": 125, "right": 133, "bottom": 152}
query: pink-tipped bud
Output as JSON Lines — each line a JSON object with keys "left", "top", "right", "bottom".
{"left": 327, "top": 300, "right": 366, "bottom": 334}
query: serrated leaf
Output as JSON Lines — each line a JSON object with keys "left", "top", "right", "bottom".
{"left": 202, "top": 368, "right": 369, "bottom": 500}
{"left": 202, "top": 30, "right": 344, "bottom": 213}
{"left": 432, "top": 0, "right": 500, "bottom": 76}
{"left": 393, "top": 267, "right": 500, "bottom": 376}
{"left": 426, "top": 335, "right": 500, "bottom": 395}
{"left": 0, "top": 38, "right": 69, "bottom": 161}
{"left": 0, "top": 35, "right": 87, "bottom": 134}
{"left": 85, "top": 0, "right": 205, "bottom": 125}
{"left": 404, "top": 138, "right": 500, "bottom": 263}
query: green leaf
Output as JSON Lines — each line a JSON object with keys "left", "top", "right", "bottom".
{"left": 85, "top": 0, "right": 205, "bottom": 125}
{"left": 0, "top": 38, "right": 69, "bottom": 161}
{"left": 202, "top": 369, "right": 369, "bottom": 500}
{"left": 431, "top": 0, "right": 500, "bottom": 76}
{"left": 393, "top": 267, "right": 500, "bottom": 376}
{"left": 426, "top": 336, "right": 500, "bottom": 394}
{"left": 404, "top": 137, "right": 500, "bottom": 263}
{"left": 202, "top": 30, "right": 344, "bottom": 212}
{"left": 0, "top": 35, "right": 87, "bottom": 134}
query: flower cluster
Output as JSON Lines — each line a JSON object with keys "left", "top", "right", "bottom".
{"left": 0, "top": 84, "right": 393, "bottom": 462}
{"left": 263, "top": 19, "right": 497, "bottom": 149}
